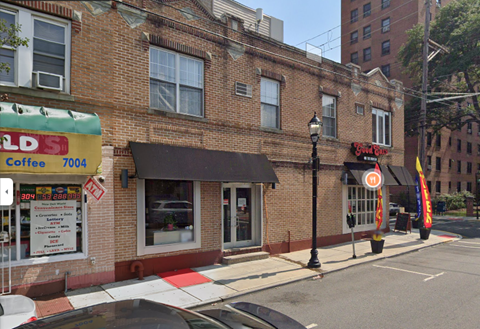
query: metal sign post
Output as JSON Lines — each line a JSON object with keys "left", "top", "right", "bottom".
{"left": 347, "top": 202, "right": 356, "bottom": 259}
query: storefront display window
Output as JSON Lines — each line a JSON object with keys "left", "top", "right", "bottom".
{"left": 347, "top": 186, "right": 377, "bottom": 228}
{"left": 2, "top": 184, "right": 83, "bottom": 261}
{"left": 144, "top": 180, "right": 194, "bottom": 246}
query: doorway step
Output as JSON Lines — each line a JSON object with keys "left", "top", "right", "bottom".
{"left": 222, "top": 247, "right": 269, "bottom": 265}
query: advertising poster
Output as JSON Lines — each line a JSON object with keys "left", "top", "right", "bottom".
{"left": 30, "top": 200, "right": 76, "bottom": 256}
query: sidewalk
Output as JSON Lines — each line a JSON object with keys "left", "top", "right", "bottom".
{"left": 32, "top": 226, "right": 458, "bottom": 316}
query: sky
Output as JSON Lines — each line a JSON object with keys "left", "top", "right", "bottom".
{"left": 236, "top": 0, "right": 342, "bottom": 63}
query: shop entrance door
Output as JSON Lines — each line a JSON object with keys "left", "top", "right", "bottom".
{"left": 223, "top": 184, "right": 256, "bottom": 248}
{"left": 0, "top": 204, "right": 12, "bottom": 294}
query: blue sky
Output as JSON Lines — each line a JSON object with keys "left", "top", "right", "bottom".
{"left": 236, "top": 0, "right": 341, "bottom": 62}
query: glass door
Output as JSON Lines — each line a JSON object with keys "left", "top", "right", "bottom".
{"left": 223, "top": 185, "right": 254, "bottom": 248}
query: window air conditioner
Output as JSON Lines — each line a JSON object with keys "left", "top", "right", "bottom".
{"left": 235, "top": 82, "right": 252, "bottom": 98}
{"left": 34, "top": 71, "right": 63, "bottom": 91}
{"left": 427, "top": 165, "right": 432, "bottom": 170}
{"left": 468, "top": 129, "right": 472, "bottom": 134}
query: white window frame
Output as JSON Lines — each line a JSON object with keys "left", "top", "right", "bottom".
{"left": 343, "top": 185, "right": 386, "bottom": 234}
{"left": 260, "top": 78, "right": 280, "bottom": 129}
{"left": 322, "top": 95, "right": 337, "bottom": 138}
{"left": 0, "top": 3, "right": 71, "bottom": 92}
{"left": 149, "top": 47, "right": 204, "bottom": 117}
{"left": 372, "top": 108, "right": 391, "bottom": 147}
{"left": 136, "top": 179, "right": 201, "bottom": 256}
{"left": 5, "top": 176, "right": 88, "bottom": 267}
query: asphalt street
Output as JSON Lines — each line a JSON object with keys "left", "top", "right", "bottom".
{"left": 193, "top": 219, "right": 480, "bottom": 329}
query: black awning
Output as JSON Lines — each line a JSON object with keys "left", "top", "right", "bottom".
{"left": 344, "top": 162, "right": 398, "bottom": 186}
{"left": 388, "top": 165, "right": 415, "bottom": 186}
{"left": 130, "top": 142, "right": 279, "bottom": 183}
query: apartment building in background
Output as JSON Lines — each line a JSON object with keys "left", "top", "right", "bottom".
{"left": 340, "top": 0, "right": 478, "bottom": 208}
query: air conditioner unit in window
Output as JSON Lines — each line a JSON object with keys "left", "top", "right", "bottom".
{"left": 34, "top": 71, "right": 63, "bottom": 91}
{"left": 468, "top": 129, "right": 472, "bottom": 134}
{"left": 427, "top": 165, "right": 432, "bottom": 170}
{"left": 235, "top": 82, "right": 252, "bottom": 98}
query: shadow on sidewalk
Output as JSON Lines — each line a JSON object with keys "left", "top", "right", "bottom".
{"left": 211, "top": 267, "right": 309, "bottom": 285}
{"left": 383, "top": 240, "right": 425, "bottom": 249}
{"left": 322, "top": 253, "right": 372, "bottom": 264}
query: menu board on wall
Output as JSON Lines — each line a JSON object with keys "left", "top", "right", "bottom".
{"left": 30, "top": 201, "right": 76, "bottom": 256}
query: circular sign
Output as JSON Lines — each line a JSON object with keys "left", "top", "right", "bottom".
{"left": 56, "top": 187, "right": 65, "bottom": 194}
{"left": 362, "top": 169, "right": 384, "bottom": 191}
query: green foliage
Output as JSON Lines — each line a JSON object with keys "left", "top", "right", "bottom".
{"left": 433, "top": 191, "right": 474, "bottom": 211}
{"left": 398, "top": 0, "right": 480, "bottom": 133}
{"left": 0, "top": 18, "right": 29, "bottom": 73}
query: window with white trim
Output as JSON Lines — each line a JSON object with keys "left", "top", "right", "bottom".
{"left": 0, "top": 4, "right": 71, "bottom": 92}
{"left": 372, "top": 108, "right": 391, "bottom": 146}
{"left": 150, "top": 47, "right": 204, "bottom": 117}
{"left": 347, "top": 186, "right": 377, "bottom": 229}
{"left": 322, "top": 95, "right": 336, "bottom": 138}
{"left": 261, "top": 78, "right": 280, "bottom": 129}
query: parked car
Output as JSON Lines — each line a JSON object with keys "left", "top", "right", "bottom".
{"left": 16, "top": 299, "right": 306, "bottom": 329}
{"left": 389, "top": 202, "right": 401, "bottom": 216}
{"left": 0, "top": 294, "right": 37, "bottom": 328}
{"left": 148, "top": 200, "right": 193, "bottom": 227}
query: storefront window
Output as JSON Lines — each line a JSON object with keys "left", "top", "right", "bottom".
{"left": 3, "top": 184, "right": 83, "bottom": 261}
{"left": 144, "top": 180, "right": 194, "bottom": 246}
{"left": 347, "top": 186, "right": 378, "bottom": 228}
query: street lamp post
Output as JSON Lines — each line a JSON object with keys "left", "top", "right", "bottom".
{"left": 308, "top": 112, "right": 322, "bottom": 268}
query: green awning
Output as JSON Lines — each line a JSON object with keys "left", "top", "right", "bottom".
{"left": 0, "top": 102, "right": 101, "bottom": 136}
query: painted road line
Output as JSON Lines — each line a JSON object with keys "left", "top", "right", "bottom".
{"left": 306, "top": 324, "right": 318, "bottom": 329}
{"left": 456, "top": 241, "right": 480, "bottom": 245}
{"left": 451, "top": 244, "right": 480, "bottom": 249}
{"left": 424, "top": 272, "right": 444, "bottom": 282}
{"left": 373, "top": 265, "right": 444, "bottom": 282}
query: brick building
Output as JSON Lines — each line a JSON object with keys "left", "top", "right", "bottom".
{"left": 0, "top": 0, "right": 405, "bottom": 296}
{"left": 340, "top": 0, "right": 477, "bottom": 207}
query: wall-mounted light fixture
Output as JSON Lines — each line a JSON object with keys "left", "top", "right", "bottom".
{"left": 121, "top": 169, "right": 136, "bottom": 188}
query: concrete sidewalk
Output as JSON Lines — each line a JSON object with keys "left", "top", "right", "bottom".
{"left": 63, "top": 227, "right": 460, "bottom": 311}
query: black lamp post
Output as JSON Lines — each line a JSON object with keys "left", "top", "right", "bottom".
{"left": 307, "top": 112, "right": 322, "bottom": 268}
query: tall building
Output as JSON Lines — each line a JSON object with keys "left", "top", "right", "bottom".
{"left": 341, "top": 0, "right": 477, "bottom": 208}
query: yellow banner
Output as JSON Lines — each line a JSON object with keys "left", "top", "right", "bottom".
{"left": 416, "top": 157, "right": 433, "bottom": 228}
{"left": 0, "top": 128, "right": 101, "bottom": 175}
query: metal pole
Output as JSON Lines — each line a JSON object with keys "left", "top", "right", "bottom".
{"left": 477, "top": 172, "right": 479, "bottom": 220}
{"left": 419, "top": 0, "right": 431, "bottom": 171}
{"left": 308, "top": 142, "right": 321, "bottom": 268}
{"left": 350, "top": 227, "right": 356, "bottom": 259}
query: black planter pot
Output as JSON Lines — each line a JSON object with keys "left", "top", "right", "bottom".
{"left": 420, "top": 228, "right": 431, "bottom": 240}
{"left": 370, "top": 239, "right": 385, "bottom": 254}
{"left": 411, "top": 219, "right": 421, "bottom": 229}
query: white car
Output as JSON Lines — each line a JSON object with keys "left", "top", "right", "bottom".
{"left": 0, "top": 294, "right": 37, "bottom": 328}
{"left": 389, "top": 202, "right": 401, "bottom": 216}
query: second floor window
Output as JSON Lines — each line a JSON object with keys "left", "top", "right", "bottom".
{"left": 467, "top": 162, "right": 472, "bottom": 174}
{"left": 467, "top": 142, "right": 472, "bottom": 154}
{"left": 363, "top": 47, "right": 371, "bottom": 62}
{"left": 351, "top": 52, "right": 359, "bottom": 64}
{"left": 382, "top": 17, "right": 390, "bottom": 33}
{"left": 363, "top": 3, "right": 371, "bottom": 17}
{"left": 0, "top": 5, "right": 71, "bottom": 92}
{"left": 457, "top": 181, "right": 461, "bottom": 192}
{"left": 436, "top": 181, "right": 441, "bottom": 193}
{"left": 150, "top": 48, "right": 204, "bottom": 116}
{"left": 322, "top": 95, "right": 337, "bottom": 138}
{"left": 457, "top": 160, "right": 462, "bottom": 173}
{"left": 382, "top": 0, "right": 391, "bottom": 9}
{"left": 363, "top": 25, "right": 371, "bottom": 39}
{"left": 382, "top": 40, "right": 390, "bottom": 55}
{"left": 351, "top": 9, "right": 358, "bottom": 23}
{"left": 372, "top": 108, "right": 391, "bottom": 146}
{"left": 261, "top": 78, "right": 280, "bottom": 129}
{"left": 351, "top": 31, "right": 358, "bottom": 44}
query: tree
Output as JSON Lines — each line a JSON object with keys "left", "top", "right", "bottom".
{"left": 398, "top": 0, "right": 480, "bottom": 134}
{"left": 0, "top": 18, "right": 29, "bottom": 74}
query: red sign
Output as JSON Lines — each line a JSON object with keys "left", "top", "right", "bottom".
{"left": 84, "top": 177, "right": 106, "bottom": 202}
{"left": 0, "top": 131, "right": 68, "bottom": 155}
{"left": 351, "top": 142, "right": 388, "bottom": 157}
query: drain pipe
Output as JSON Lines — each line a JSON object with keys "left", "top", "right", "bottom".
{"left": 130, "top": 260, "right": 144, "bottom": 280}
{"left": 65, "top": 271, "right": 71, "bottom": 293}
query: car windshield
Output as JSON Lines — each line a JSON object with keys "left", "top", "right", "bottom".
{"left": 18, "top": 300, "right": 229, "bottom": 329}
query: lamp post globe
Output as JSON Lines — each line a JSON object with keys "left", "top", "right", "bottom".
{"left": 308, "top": 112, "right": 322, "bottom": 268}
